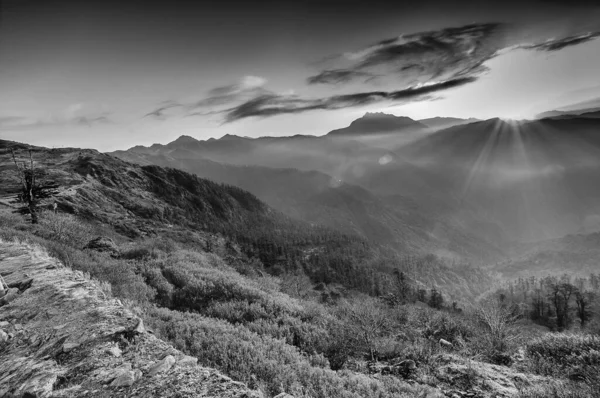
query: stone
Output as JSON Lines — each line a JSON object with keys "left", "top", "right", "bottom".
{"left": 133, "top": 369, "right": 143, "bottom": 381}
{"left": 177, "top": 355, "right": 198, "bottom": 367}
{"left": 106, "top": 345, "right": 122, "bottom": 357}
{"left": 439, "top": 338, "right": 453, "bottom": 348}
{"left": 83, "top": 237, "right": 120, "bottom": 256}
{"left": 0, "top": 288, "right": 19, "bottom": 306}
{"left": 110, "top": 370, "right": 136, "bottom": 387}
{"left": 0, "top": 321, "right": 9, "bottom": 328}
{"left": 132, "top": 319, "right": 145, "bottom": 334}
{"left": 63, "top": 342, "right": 81, "bottom": 353}
{"left": 0, "top": 329, "right": 8, "bottom": 343}
{"left": 9, "top": 278, "right": 34, "bottom": 292}
{"left": 274, "top": 393, "right": 294, "bottom": 398}
{"left": 147, "top": 355, "right": 175, "bottom": 376}
{"left": 397, "top": 359, "right": 417, "bottom": 370}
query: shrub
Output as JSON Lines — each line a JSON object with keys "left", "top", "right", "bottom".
{"left": 35, "top": 211, "right": 92, "bottom": 247}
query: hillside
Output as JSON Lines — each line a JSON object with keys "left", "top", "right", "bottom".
{"left": 390, "top": 116, "right": 600, "bottom": 241}
{"left": 492, "top": 232, "right": 600, "bottom": 278}
{"left": 0, "top": 240, "right": 258, "bottom": 397}
{"left": 111, "top": 149, "right": 506, "bottom": 263}
{"left": 2, "top": 141, "right": 599, "bottom": 398}
{"left": 1, "top": 142, "right": 501, "bottom": 302}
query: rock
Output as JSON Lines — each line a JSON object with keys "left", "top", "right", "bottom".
{"left": 147, "top": 355, "right": 175, "bottom": 376}
{"left": 0, "top": 329, "right": 8, "bottom": 343}
{"left": 439, "top": 338, "right": 453, "bottom": 348}
{"left": 9, "top": 277, "right": 34, "bottom": 292}
{"left": 177, "top": 355, "right": 198, "bottom": 367}
{"left": 84, "top": 237, "right": 120, "bottom": 256}
{"left": 106, "top": 345, "right": 122, "bottom": 357}
{"left": 0, "top": 288, "right": 19, "bottom": 306}
{"left": 132, "top": 318, "right": 146, "bottom": 334}
{"left": 110, "top": 370, "right": 136, "bottom": 387}
{"left": 397, "top": 359, "right": 417, "bottom": 370}
{"left": 63, "top": 342, "right": 81, "bottom": 353}
{"left": 274, "top": 393, "right": 294, "bottom": 398}
{"left": 0, "top": 321, "right": 9, "bottom": 328}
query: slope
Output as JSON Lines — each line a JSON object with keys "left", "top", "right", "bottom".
{"left": 0, "top": 240, "right": 258, "bottom": 398}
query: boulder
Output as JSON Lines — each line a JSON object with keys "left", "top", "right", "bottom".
{"left": 439, "top": 338, "right": 453, "bottom": 348}
{"left": 110, "top": 370, "right": 136, "bottom": 387}
{"left": 0, "top": 329, "right": 8, "bottom": 343}
{"left": 106, "top": 345, "right": 122, "bottom": 357}
{"left": 0, "top": 288, "right": 19, "bottom": 306}
{"left": 177, "top": 355, "right": 198, "bottom": 367}
{"left": 84, "top": 237, "right": 120, "bottom": 256}
{"left": 132, "top": 319, "right": 146, "bottom": 334}
{"left": 147, "top": 355, "right": 175, "bottom": 376}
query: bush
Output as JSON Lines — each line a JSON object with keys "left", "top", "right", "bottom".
{"left": 35, "top": 211, "right": 92, "bottom": 247}
{"left": 145, "top": 306, "right": 432, "bottom": 398}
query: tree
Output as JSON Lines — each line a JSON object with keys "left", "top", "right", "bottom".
{"left": 338, "top": 298, "right": 391, "bottom": 361}
{"left": 428, "top": 288, "right": 444, "bottom": 309}
{"left": 280, "top": 271, "right": 313, "bottom": 299}
{"left": 475, "top": 297, "right": 520, "bottom": 358}
{"left": 11, "top": 149, "right": 59, "bottom": 224}
{"left": 575, "top": 291, "right": 594, "bottom": 328}
{"left": 549, "top": 282, "right": 577, "bottom": 330}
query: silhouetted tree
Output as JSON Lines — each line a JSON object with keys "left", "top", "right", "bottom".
{"left": 11, "top": 149, "right": 59, "bottom": 224}
{"left": 575, "top": 291, "right": 594, "bottom": 328}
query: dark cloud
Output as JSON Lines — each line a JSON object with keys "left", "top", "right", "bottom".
{"left": 522, "top": 32, "right": 600, "bottom": 52}
{"left": 149, "top": 22, "right": 600, "bottom": 123}
{"left": 73, "top": 115, "right": 112, "bottom": 127}
{"left": 144, "top": 101, "right": 182, "bottom": 120}
{"left": 191, "top": 76, "right": 268, "bottom": 109}
{"left": 309, "top": 23, "right": 507, "bottom": 87}
{"left": 224, "top": 77, "right": 477, "bottom": 122}
{"left": 306, "top": 69, "right": 377, "bottom": 85}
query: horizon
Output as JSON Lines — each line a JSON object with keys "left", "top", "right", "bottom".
{"left": 1, "top": 0, "right": 600, "bottom": 151}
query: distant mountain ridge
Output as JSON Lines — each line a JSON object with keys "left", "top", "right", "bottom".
{"left": 418, "top": 116, "right": 480, "bottom": 130}
{"left": 327, "top": 112, "right": 428, "bottom": 136}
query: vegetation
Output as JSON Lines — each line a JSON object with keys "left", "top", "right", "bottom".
{"left": 494, "top": 274, "right": 600, "bottom": 332}
{"left": 2, "top": 209, "right": 598, "bottom": 397}
{"left": 1, "top": 146, "right": 599, "bottom": 397}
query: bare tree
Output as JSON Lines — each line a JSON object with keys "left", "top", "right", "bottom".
{"left": 475, "top": 297, "right": 520, "bottom": 356}
{"left": 339, "top": 297, "right": 391, "bottom": 361}
{"left": 10, "top": 148, "right": 58, "bottom": 224}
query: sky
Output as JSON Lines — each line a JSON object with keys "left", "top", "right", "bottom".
{"left": 1, "top": 0, "right": 600, "bottom": 151}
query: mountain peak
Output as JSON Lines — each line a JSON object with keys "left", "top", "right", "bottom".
{"left": 172, "top": 135, "right": 200, "bottom": 144}
{"left": 328, "top": 112, "right": 427, "bottom": 136}
{"left": 358, "top": 112, "right": 416, "bottom": 122}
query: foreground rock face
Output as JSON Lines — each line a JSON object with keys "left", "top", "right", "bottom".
{"left": 0, "top": 241, "right": 260, "bottom": 398}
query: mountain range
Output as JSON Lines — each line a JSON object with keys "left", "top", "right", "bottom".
{"left": 109, "top": 111, "right": 600, "bottom": 279}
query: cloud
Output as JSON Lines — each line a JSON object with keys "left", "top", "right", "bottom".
{"left": 521, "top": 32, "right": 600, "bottom": 52}
{"left": 309, "top": 23, "right": 507, "bottom": 87}
{"left": 192, "top": 75, "right": 269, "bottom": 109}
{"left": 144, "top": 100, "right": 183, "bottom": 120}
{"left": 0, "top": 116, "right": 40, "bottom": 128}
{"left": 73, "top": 114, "right": 112, "bottom": 127}
{"left": 148, "top": 22, "right": 600, "bottom": 123}
{"left": 223, "top": 77, "right": 477, "bottom": 122}
{"left": 0, "top": 104, "right": 112, "bottom": 129}
{"left": 307, "top": 69, "right": 377, "bottom": 85}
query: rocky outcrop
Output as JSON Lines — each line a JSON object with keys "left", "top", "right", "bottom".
{"left": 0, "top": 241, "right": 260, "bottom": 398}
{"left": 83, "top": 237, "right": 120, "bottom": 257}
